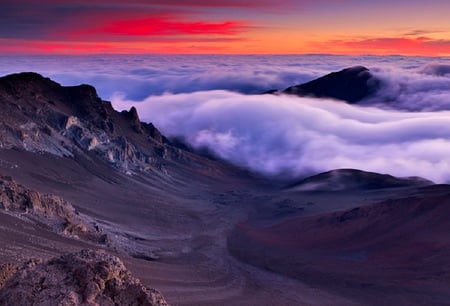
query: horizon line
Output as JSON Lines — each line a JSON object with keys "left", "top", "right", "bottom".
{"left": 0, "top": 53, "right": 449, "bottom": 58}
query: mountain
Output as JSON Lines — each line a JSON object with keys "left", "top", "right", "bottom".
{"left": 0, "top": 72, "right": 185, "bottom": 174}
{"left": 287, "top": 169, "right": 433, "bottom": 191}
{"left": 281, "top": 66, "right": 381, "bottom": 103}
{"left": 0, "top": 72, "right": 265, "bottom": 305}
{"left": 0, "top": 72, "right": 449, "bottom": 306}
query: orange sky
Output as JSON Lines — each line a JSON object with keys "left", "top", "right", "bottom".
{"left": 1, "top": 0, "right": 450, "bottom": 56}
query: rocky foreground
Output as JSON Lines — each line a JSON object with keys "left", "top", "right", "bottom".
{"left": 0, "top": 249, "right": 168, "bottom": 306}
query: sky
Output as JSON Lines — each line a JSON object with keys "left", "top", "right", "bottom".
{"left": 1, "top": 0, "right": 450, "bottom": 55}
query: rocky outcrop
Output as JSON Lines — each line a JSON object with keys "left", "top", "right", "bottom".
{"left": 0, "top": 264, "right": 17, "bottom": 289}
{"left": 121, "top": 106, "right": 143, "bottom": 134}
{"left": 283, "top": 66, "right": 381, "bottom": 103}
{"left": 0, "top": 249, "right": 169, "bottom": 306}
{"left": 0, "top": 175, "right": 102, "bottom": 241}
{"left": 0, "top": 72, "right": 182, "bottom": 174}
{"left": 0, "top": 175, "right": 74, "bottom": 218}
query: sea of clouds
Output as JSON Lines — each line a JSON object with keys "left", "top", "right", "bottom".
{"left": 113, "top": 90, "right": 450, "bottom": 183}
{"left": 1, "top": 55, "right": 449, "bottom": 182}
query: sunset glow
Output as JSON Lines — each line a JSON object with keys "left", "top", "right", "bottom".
{"left": 1, "top": 0, "right": 450, "bottom": 55}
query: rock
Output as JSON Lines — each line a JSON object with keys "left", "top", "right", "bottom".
{"left": 0, "top": 249, "right": 169, "bottom": 306}
{"left": 0, "top": 72, "right": 191, "bottom": 174}
{"left": 0, "top": 175, "right": 102, "bottom": 242}
{"left": 64, "top": 116, "right": 80, "bottom": 129}
{"left": 87, "top": 137, "right": 98, "bottom": 151}
{"left": 0, "top": 175, "right": 74, "bottom": 218}
{"left": 0, "top": 264, "right": 17, "bottom": 289}
{"left": 122, "top": 106, "right": 143, "bottom": 134}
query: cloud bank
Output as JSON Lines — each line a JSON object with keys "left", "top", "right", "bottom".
{"left": 1, "top": 54, "right": 449, "bottom": 105}
{"left": 113, "top": 91, "right": 450, "bottom": 183}
{"left": 0, "top": 55, "right": 335, "bottom": 99}
{"left": 1, "top": 55, "right": 449, "bottom": 182}
{"left": 365, "top": 64, "right": 450, "bottom": 111}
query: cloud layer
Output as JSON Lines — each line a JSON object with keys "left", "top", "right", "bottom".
{"left": 2, "top": 54, "right": 449, "bottom": 103}
{"left": 1, "top": 54, "right": 449, "bottom": 182}
{"left": 366, "top": 64, "right": 450, "bottom": 111}
{"left": 0, "top": 55, "right": 336, "bottom": 99}
{"left": 113, "top": 90, "right": 450, "bottom": 183}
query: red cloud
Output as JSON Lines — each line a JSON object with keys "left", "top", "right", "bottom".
{"left": 0, "top": 37, "right": 246, "bottom": 55}
{"left": 329, "top": 37, "right": 450, "bottom": 56}
{"left": 79, "top": 17, "right": 248, "bottom": 37}
{"left": 8, "top": 0, "right": 289, "bottom": 8}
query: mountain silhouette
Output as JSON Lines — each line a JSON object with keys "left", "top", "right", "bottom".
{"left": 283, "top": 66, "right": 381, "bottom": 103}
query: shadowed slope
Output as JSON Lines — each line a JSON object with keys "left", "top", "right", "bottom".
{"left": 283, "top": 66, "right": 381, "bottom": 103}
{"left": 229, "top": 185, "right": 450, "bottom": 305}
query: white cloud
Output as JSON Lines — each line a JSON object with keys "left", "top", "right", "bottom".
{"left": 1, "top": 54, "right": 450, "bottom": 182}
{"left": 365, "top": 66, "right": 450, "bottom": 111}
{"left": 113, "top": 91, "right": 450, "bottom": 183}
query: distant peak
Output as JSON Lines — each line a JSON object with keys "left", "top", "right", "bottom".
{"left": 287, "top": 168, "right": 432, "bottom": 191}
{"left": 344, "top": 66, "right": 369, "bottom": 72}
{"left": 283, "top": 65, "right": 380, "bottom": 103}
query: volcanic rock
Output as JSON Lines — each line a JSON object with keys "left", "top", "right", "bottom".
{"left": 0, "top": 72, "right": 184, "bottom": 174}
{"left": 121, "top": 106, "right": 143, "bottom": 134}
{"left": 0, "top": 264, "right": 17, "bottom": 289}
{"left": 0, "top": 174, "right": 99, "bottom": 240}
{"left": 0, "top": 249, "right": 169, "bottom": 306}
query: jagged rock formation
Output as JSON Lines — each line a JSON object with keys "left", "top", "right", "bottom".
{"left": 0, "top": 174, "right": 102, "bottom": 241}
{"left": 283, "top": 66, "right": 381, "bottom": 103}
{"left": 0, "top": 72, "right": 182, "bottom": 174}
{"left": 0, "top": 249, "right": 169, "bottom": 306}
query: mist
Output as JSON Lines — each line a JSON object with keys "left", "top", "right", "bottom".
{"left": 366, "top": 64, "right": 450, "bottom": 111}
{"left": 113, "top": 91, "right": 450, "bottom": 183}
{"left": 1, "top": 54, "right": 449, "bottom": 181}
{"left": 1, "top": 54, "right": 449, "bottom": 104}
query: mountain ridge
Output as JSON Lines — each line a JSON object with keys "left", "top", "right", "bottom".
{"left": 267, "top": 66, "right": 382, "bottom": 103}
{"left": 0, "top": 72, "right": 199, "bottom": 175}
{"left": 287, "top": 168, "right": 433, "bottom": 191}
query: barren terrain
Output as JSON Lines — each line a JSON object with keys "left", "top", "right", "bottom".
{"left": 0, "top": 72, "right": 449, "bottom": 305}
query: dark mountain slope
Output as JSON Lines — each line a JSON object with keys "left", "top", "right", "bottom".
{"left": 229, "top": 184, "right": 450, "bottom": 305}
{"left": 0, "top": 72, "right": 183, "bottom": 174}
{"left": 283, "top": 66, "right": 381, "bottom": 103}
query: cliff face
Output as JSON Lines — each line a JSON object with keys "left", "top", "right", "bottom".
{"left": 0, "top": 72, "right": 181, "bottom": 174}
